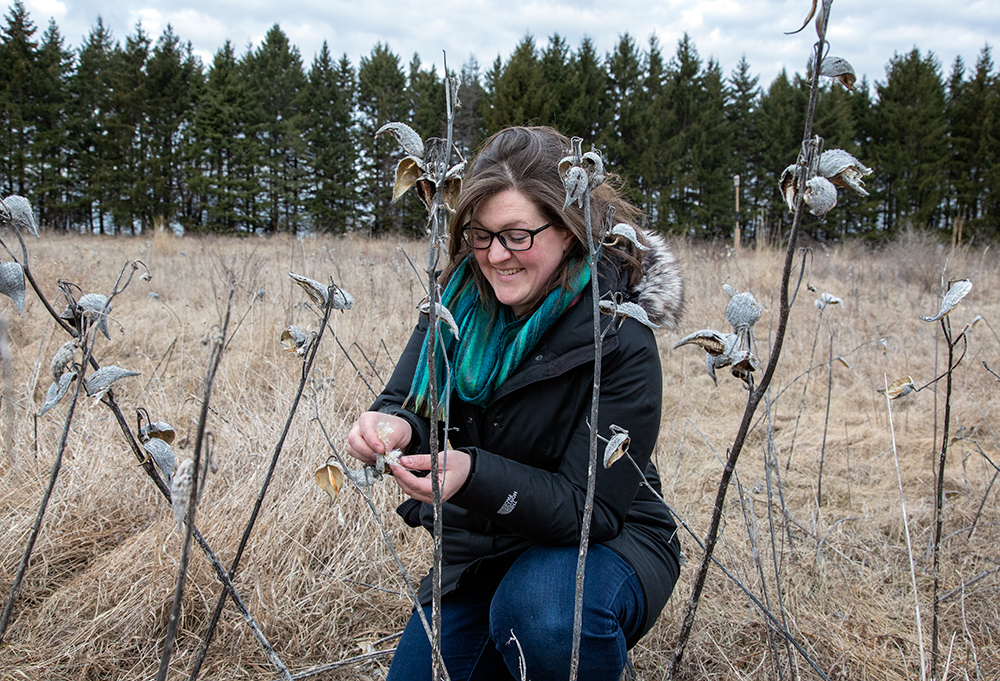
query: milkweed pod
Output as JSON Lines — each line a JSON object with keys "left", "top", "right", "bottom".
{"left": 804, "top": 176, "right": 838, "bottom": 217}
{"left": 77, "top": 293, "right": 112, "bottom": 339}
{"left": 605, "top": 224, "right": 650, "bottom": 251}
{"left": 50, "top": 340, "right": 78, "bottom": 379}
{"left": 375, "top": 121, "right": 425, "bottom": 159}
{"left": 170, "top": 458, "right": 194, "bottom": 531}
{"left": 144, "top": 437, "right": 176, "bottom": 481}
{"left": 392, "top": 156, "right": 424, "bottom": 203}
{"left": 562, "top": 166, "right": 588, "bottom": 210}
{"left": 603, "top": 426, "right": 630, "bottom": 469}
{"left": 880, "top": 375, "right": 915, "bottom": 400}
{"left": 2, "top": 195, "right": 38, "bottom": 237}
{"left": 280, "top": 325, "right": 309, "bottom": 354}
{"left": 418, "top": 300, "right": 461, "bottom": 338}
{"left": 819, "top": 56, "right": 857, "bottom": 91}
{"left": 85, "top": 365, "right": 140, "bottom": 399}
{"left": 39, "top": 370, "right": 77, "bottom": 416}
{"left": 726, "top": 291, "right": 762, "bottom": 330}
{"left": 921, "top": 279, "right": 972, "bottom": 323}
{"left": 0, "top": 261, "right": 25, "bottom": 314}
{"left": 314, "top": 460, "right": 344, "bottom": 505}
{"left": 141, "top": 420, "right": 176, "bottom": 445}
{"left": 779, "top": 164, "right": 803, "bottom": 212}
{"left": 599, "top": 299, "right": 660, "bottom": 329}
{"left": 289, "top": 273, "right": 328, "bottom": 307}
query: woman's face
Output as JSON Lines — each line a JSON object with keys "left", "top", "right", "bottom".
{"left": 470, "top": 189, "right": 575, "bottom": 317}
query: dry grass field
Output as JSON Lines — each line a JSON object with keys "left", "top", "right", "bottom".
{"left": 1, "top": 230, "right": 998, "bottom": 680}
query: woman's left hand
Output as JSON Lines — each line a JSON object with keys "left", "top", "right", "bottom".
{"left": 390, "top": 450, "right": 471, "bottom": 504}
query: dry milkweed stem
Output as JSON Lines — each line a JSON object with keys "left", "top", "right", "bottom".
{"left": 187, "top": 286, "right": 336, "bottom": 681}
{"left": 667, "top": 8, "right": 829, "bottom": 675}
{"left": 158, "top": 288, "right": 234, "bottom": 681}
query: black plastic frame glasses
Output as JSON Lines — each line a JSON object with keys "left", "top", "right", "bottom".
{"left": 461, "top": 223, "right": 553, "bottom": 252}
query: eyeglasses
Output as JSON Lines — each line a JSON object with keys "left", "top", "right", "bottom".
{"left": 461, "top": 223, "right": 553, "bottom": 252}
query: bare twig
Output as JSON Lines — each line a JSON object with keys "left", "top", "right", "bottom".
{"left": 158, "top": 288, "right": 234, "bottom": 681}
{"left": 188, "top": 286, "right": 336, "bottom": 681}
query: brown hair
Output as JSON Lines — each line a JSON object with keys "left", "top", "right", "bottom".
{"left": 440, "top": 126, "right": 647, "bottom": 316}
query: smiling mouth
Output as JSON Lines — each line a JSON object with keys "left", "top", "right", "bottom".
{"left": 495, "top": 268, "right": 522, "bottom": 276}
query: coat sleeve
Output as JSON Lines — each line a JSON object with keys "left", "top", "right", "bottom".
{"left": 369, "top": 316, "right": 432, "bottom": 456}
{"left": 448, "top": 320, "right": 663, "bottom": 546}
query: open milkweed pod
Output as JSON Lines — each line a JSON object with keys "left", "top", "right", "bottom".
{"left": 85, "top": 365, "right": 140, "bottom": 400}
{"left": 0, "top": 261, "right": 25, "bottom": 314}
{"left": 2, "top": 195, "right": 38, "bottom": 237}
{"left": 879, "top": 375, "right": 915, "bottom": 400}
{"left": 604, "top": 224, "right": 650, "bottom": 251}
{"left": 39, "top": 370, "right": 77, "bottom": 416}
{"left": 141, "top": 420, "right": 176, "bottom": 445}
{"left": 76, "top": 293, "right": 112, "bottom": 339}
{"left": 375, "top": 121, "right": 424, "bottom": 158}
{"left": 921, "top": 279, "right": 972, "bottom": 323}
{"left": 603, "top": 426, "right": 630, "bottom": 468}
{"left": 804, "top": 176, "right": 838, "bottom": 217}
{"left": 170, "top": 458, "right": 194, "bottom": 531}
{"left": 314, "top": 460, "right": 345, "bottom": 504}
{"left": 144, "top": 437, "right": 176, "bottom": 481}
{"left": 818, "top": 149, "right": 873, "bottom": 196}
{"left": 819, "top": 56, "right": 857, "bottom": 91}
{"left": 280, "top": 325, "right": 309, "bottom": 355}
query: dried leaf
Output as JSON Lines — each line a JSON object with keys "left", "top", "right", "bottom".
{"left": 314, "top": 461, "right": 345, "bottom": 504}
{"left": 375, "top": 121, "right": 424, "bottom": 158}
{"left": 2, "top": 195, "right": 38, "bottom": 237}
{"left": 0, "top": 261, "right": 25, "bottom": 314}
{"left": 144, "top": 437, "right": 176, "bottom": 481}
{"left": 170, "top": 458, "right": 194, "bottom": 531}
{"left": 834, "top": 356, "right": 852, "bottom": 369}
{"left": 785, "top": 0, "right": 819, "bottom": 34}
{"left": 921, "top": 279, "right": 972, "bottom": 322}
{"left": 39, "top": 370, "right": 77, "bottom": 416}
{"left": 85, "top": 365, "right": 140, "bottom": 399}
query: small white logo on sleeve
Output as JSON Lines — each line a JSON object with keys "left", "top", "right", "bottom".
{"left": 497, "top": 491, "right": 518, "bottom": 515}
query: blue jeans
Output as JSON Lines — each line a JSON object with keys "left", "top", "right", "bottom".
{"left": 386, "top": 545, "right": 645, "bottom": 681}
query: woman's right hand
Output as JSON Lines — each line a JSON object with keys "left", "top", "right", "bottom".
{"left": 346, "top": 412, "right": 413, "bottom": 467}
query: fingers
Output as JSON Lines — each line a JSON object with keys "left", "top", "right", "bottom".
{"left": 390, "top": 451, "right": 471, "bottom": 504}
{"left": 345, "top": 412, "right": 412, "bottom": 466}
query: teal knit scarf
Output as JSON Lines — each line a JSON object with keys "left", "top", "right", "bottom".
{"left": 406, "top": 257, "right": 590, "bottom": 418}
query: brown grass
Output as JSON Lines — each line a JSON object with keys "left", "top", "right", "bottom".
{"left": 1, "top": 232, "right": 998, "bottom": 680}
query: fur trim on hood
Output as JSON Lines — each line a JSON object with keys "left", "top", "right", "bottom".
{"left": 632, "top": 230, "right": 684, "bottom": 331}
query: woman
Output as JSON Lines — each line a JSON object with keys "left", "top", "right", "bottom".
{"left": 346, "top": 126, "right": 683, "bottom": 680}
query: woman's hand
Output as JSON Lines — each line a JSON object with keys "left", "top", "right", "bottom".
{"left": 346, "top": 412, "right": 412, "bottom": 467}
{"left": 390, "top": 451, "right": 471, "bottom": 504}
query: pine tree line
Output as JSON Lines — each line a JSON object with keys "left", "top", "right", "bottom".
{"left": 1, "top": 1, "right": 997, "bottom": 241}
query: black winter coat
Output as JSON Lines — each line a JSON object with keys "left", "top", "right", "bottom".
{"left": 371, "top": 258, "right": 682, "bottom": 644}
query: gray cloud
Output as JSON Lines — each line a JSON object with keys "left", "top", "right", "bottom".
{"left": 20, "top": 0, "right": 1000, "bottom": 87}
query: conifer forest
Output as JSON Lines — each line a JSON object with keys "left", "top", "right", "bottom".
{"left": 1, "top": 0, "right": 997, "bottom": 243}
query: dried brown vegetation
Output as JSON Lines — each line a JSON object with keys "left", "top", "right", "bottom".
{"left": 1, "top": 232, "right": 998, "bottom": 680}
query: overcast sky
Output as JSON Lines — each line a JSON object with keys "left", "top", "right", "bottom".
{"left": 18, "top": 0, "right": 1000, "bottom": 89}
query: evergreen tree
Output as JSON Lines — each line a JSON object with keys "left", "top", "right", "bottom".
{"left": 243, "top": 24, "right": 307, "bottom": 234}
{"left": 482, "top": 34, "right": 546, "bottom": 131}
{"left": 32, "top": 18, "right": 73, "bottom": 230}
{"left": 946, "top": 46, "right": 998, "bottom": 239}
{"left": 871, "top": 48, "right": 948, "bottom": 235}
{"left": 300, "top": 43, "right": 357, "bottom": 233}
{"left": 539, "top": 34, "right": 573, "bottom": 128}
{"left": 66, "top": 17, "right": 118, "bottom": 233}
{"left": 0, "top": 0, "right": 38, "bottom": 196}
{"left": 144, "top": 26, "right": 202, "bottom": 230}
{"left": 357, "top": 42, "right": 408, "bottom": 234}
{"left": 563, "top": 37, "right": 609, "bottom": 142}
{"left": 600, "top": 34, "right": 645, "bottom": 207}
{"left": 756, "top": 69, "right": 808, "bottom": 237}
{"left": 454, "top": 55, "right": 485, "bottom": 158}
{"left": 726, "top": 55, "right": 763, "bottom": 240}
{"left": 187, "top": 41, "right": 251, "bottom": 232}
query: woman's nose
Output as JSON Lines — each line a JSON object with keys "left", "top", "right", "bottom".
{"left": 487, "top": 237, "right": 511, "bottom": 262}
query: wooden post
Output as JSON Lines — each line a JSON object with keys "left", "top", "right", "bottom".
{"left": 733, "top": 174, "right": 741, "bottom": 251}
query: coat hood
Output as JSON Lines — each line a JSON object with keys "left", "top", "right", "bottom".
{"left": 631, "top": 230, "right": 684, "bottom": 331}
